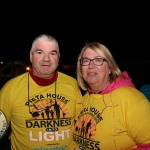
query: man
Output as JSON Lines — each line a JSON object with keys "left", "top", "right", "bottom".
{"left": 0, "top": 34, "right": 82, "bottom": 149}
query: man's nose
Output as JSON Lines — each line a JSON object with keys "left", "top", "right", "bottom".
{"left": 43, "top": 54, "right": 50, "bottom": 61}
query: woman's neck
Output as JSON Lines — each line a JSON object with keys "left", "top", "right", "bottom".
{"left": 89, "top": 81, "right": 109, "bottom": 94}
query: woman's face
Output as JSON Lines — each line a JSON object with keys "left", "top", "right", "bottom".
{"left": 81, "top": 48, "right": 111, "bottom": 88}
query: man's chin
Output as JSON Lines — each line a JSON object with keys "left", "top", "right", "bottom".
{"left": 41, "top": 72, "right": 55, "bottom": 78}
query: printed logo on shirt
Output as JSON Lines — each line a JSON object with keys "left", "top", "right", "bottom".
{"left": 73, "top": 107, "right": 103, "bottom": 150}
{"left": 24, "top": 93, "right": 72, "bottom": 143}
{"left": 0, "top": 109, "right": 7, "bottom": 139}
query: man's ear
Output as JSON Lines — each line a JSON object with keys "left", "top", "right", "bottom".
{"left": 30, "top": 51, "right": 33, "bottom": 63}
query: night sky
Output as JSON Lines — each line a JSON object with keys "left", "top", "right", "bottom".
{"left": 1, "top": 2, "right": 149, "bottom": 65}
{"left": 1, "top": 2, "right": 150, "bottom": 88}
{"left": 1, "top": 22, "right": 149, "bottom": 64}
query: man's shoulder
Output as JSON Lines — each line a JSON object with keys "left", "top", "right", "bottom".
{"left": 1, "top": 72, "right": 28, "bottom": 89}
{"left": 58, "top": 71, "right": 76, "bottom": 80}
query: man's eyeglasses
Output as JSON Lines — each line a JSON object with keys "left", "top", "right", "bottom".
{"left": 80, "top": 57, "right": 107, "bottom": 66}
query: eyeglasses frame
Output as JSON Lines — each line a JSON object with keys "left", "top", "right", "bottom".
{"left": 80, "top": 57, "right": 107, "bottom": 66}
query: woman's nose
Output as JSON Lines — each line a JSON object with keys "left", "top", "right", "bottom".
{"left": 88, "top": 60, "right": 95, "bottom": 68}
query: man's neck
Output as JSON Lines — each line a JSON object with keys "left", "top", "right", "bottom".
{"left": 29, "top": 70, "right": 58, "bottom": 86}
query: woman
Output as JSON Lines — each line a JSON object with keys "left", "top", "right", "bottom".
{"left": 73, "top": 42, "right": 150, "bottom": 150}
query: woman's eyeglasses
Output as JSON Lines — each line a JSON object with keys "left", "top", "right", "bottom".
{"left": 80, "top": 58, "right": 107, "bottom": 66}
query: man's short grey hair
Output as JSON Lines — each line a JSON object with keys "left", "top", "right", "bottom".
{"left": 30, "top": 34, "right": 59, "bottom": 53}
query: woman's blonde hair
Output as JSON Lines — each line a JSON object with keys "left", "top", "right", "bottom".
{"left": 76, "top": 42, "right": 124, "bottom": 91}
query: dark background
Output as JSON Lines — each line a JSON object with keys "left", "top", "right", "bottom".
{"left": 1, "top": 2, "right": 150, "bottom": 89}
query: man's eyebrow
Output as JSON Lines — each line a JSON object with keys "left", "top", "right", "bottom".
{"left": 35, "top": 49, "right": 58, "bottom": 52}
{"left": 51, "top": 50, "right": 58, "bottom": 53}
{"left": 51, "top": 50, "right": 57, "bottom": 52}
{"left": 35, "top": 48, "right": 42, "bottom": 51}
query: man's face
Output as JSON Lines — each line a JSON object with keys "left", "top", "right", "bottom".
{"left": 30, "top": 41, "right": 60, "bottom": 78}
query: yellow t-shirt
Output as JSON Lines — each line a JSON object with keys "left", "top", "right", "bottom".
{"left": 73, "top": 87, "right": 150, "bottom": 150}
{"left": 0, "top": 72, "right": 82, "bottom": 150}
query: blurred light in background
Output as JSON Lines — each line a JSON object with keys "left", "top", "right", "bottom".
{"left": 26, "top": 66, "right": 31, "bottom": 71}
